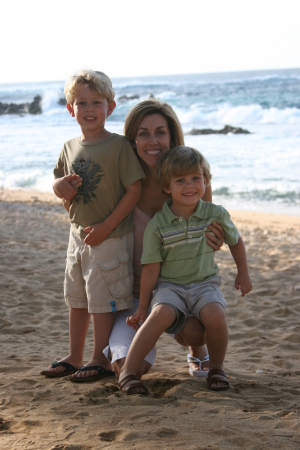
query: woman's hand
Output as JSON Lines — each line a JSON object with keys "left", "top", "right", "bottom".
{"left": 126, "top": 306, "right": 148, "bottom": 331}
{"left": 205, "top": 222, "right": 225, "bottom": 251}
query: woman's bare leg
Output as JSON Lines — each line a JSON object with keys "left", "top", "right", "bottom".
{"left": 175, "top": 316, "right": 209, "bottom": 373}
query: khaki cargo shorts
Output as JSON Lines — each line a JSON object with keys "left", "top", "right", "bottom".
{"left": 64, "top": 230, "right": 134, "bottom": 313}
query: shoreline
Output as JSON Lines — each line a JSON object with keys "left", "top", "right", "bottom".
{"left": 1, "top": 187, "right": 299, "bottom": 227}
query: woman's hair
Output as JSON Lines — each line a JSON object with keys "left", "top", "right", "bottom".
{"left": 157, "top": 146, "right": 212, "bottom": 189}
{"left": 64, "top": 69, "right": 115, "bottom": 105}
{"left": 124, "top": 99, "right": 184, "bottom": 147}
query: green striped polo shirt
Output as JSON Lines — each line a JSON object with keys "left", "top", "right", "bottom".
{"left": 141, "top": 199, "right": 240, "bottom": 285}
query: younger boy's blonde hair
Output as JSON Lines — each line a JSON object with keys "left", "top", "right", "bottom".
{"left": 64, "top": 70, "right": 115, "bottom": 105}
{"left": 157, "top": 146, "right": 212, "bottom": 190}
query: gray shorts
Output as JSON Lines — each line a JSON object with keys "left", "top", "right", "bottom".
{"left": 150, "top": 276, "right": 226, "bottom": 335}
{"left": 64, "top": 229, "right": 134, "bottom": 313}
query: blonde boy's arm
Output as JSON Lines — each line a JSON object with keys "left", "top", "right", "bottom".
{"left": 127, "top": 263, "right": 161, "bottom": 330}
{"left": 229, "top": 237, "right": 252, "bottom": 297}
{"left": 83, "top": 180, "right": 142, "bottom": 246}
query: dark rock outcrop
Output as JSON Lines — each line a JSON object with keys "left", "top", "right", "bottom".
{"left": 0, "top": 95, "right": 42, "bottom": 115}
{"left": 186, "top": 125, "right": 251, "bottom": 135}
{"left": 118, "top": 95, "right": 140, "bottom": 102}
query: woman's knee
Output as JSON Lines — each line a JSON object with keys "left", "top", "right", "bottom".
{"left": 175, "top": 316, "right": 206, "bottom": 346}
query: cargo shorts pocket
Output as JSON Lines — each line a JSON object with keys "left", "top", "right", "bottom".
{"left": 98, "top": 250, "right": 133, "bottom": 298}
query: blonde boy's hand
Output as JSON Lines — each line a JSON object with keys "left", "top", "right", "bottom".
{"left": 83, "top": 222, "right": 111, "bottom": 246}
{"left": 69, "top": 174, "right": 83, "bottom": 190}
{"left": 53, "top": 174, "right": 81, "bottom": 200}
{"left": 126, "top": 306, "right": 148, "bottom": 331}
{"left": 235, "top": 272, "right": 252, "bottom": 297}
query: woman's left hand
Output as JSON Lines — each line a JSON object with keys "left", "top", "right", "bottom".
{"left": 205, "top": 222, "right": 225, "bottom": 251}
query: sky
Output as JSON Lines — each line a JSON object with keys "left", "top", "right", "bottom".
{"left": 2, "top": 0, "right": 300, "bottom": 84}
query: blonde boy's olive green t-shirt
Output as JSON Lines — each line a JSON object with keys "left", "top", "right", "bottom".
{"left": 141, "top": 199, "right": 240, "bottom": 285}
{"left": 54, "top": 133, "right": 145, "bottom": 239}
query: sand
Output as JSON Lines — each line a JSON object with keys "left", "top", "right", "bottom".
{"left": 0, "top": 188, "right": 299, "bottom": 449}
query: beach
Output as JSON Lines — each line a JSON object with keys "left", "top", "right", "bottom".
{"left": 0, "top": 189, "right": 299, "bottom": 449}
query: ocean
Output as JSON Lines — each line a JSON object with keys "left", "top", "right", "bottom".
{"left": 1, "top": 68, "right": 299, "bottom": 215}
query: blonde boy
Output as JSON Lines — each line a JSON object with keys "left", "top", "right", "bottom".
{"left": 119, "top": 146, "right": 252, "bottom": 395}
{"left": 41, "top": 70, "right": 144, "bottom": 381}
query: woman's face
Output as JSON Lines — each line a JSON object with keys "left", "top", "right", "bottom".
{"left": 135, "top": 113, "right": 171, "bottom": 168}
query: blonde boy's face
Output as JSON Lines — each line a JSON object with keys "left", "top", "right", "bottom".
{"left": 67, "top": 85, "right": 116, "bottom": 136}
{"left": 164, "top": 170, "right": 206, "bottom": 211}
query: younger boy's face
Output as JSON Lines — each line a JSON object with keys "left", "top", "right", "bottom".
{"left": 164, "top": 171, "right": 206, "bottom": 210}
{"left": 67, "top": 85, "right": 116, "bottom": 135}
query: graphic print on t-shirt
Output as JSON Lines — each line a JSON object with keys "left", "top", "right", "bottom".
{"left": 71, "top": 157, "right": 105, "bottom": 205}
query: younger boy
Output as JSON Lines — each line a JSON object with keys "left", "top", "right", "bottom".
{"left": 41, "top": 70, "right": 144, "bottom": 381}
{"left": 119, "top": 146, "right": 252, "bottom": 395}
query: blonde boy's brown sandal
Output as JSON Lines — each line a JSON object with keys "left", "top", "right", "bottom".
{"left": 118, "top": 374, "right": 149, "bottom": 395}
{"left": 206, "top": 368, "right": 230, "bottom": 391}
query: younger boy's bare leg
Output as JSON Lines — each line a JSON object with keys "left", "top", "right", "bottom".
{"left": 72, "top": 312, "right": 114, "bottom": 379}
{"left": 119, "top": 304, "right": 176, "bottom": 392}
{"left": 113, "top": 357, "right": 152, "bottom": 380}
{"left": 175, "top": 316, "right": 209, "bottom": 374}
{"left": 46, "top": 307, "right": 90, "bottom": 374}
{"left": 199, "top": 303, "right": 228, "bottom": 388}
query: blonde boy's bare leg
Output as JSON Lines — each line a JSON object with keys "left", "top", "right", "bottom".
{"left": 73, "top": 312, "right": 114, "bottom": 379}
{"left": 199, "top": 303, "right": 228, "bottom": 388}
{"left": 119, "top": 304, "right": 176, "bottom": 392}
{"left": 47, "top": 307, "right": 90, "bottom": 374}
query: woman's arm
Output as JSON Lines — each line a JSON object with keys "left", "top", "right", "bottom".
{"left": 203, "top": 184, "right": 225, "bottom": 250}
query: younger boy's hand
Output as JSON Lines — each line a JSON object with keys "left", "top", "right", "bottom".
{"left": 126, "top": 306, "right": 148, "bottom": 331}
{"left": 83, "top": 222, "right": 111, "bottom": 246}
{"left": 235, "top": 272, "right": 252, "bottom": 297}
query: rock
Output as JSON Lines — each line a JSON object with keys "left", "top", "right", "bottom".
{"left": 186, "top": 125, "right": 251, "bottom": 135}
{"left": 0, "top": 95, "right": 42, "bottom": 115}
{"left": 118, "top": 95, "right": 140, "bottom": 102}
{"left": 28, "top": 95, "right": 42, "bottom": 114}
{"left": 58, "top": 98, "right": 66, "bottom": 105}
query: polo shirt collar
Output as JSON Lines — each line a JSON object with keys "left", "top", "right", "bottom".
{"left": 162, "top": 199, "right": 206, "bottom": 223}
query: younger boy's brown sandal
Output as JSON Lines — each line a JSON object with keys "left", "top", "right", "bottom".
{"left": 118, "top": 374, "right": 149, "bottom": 395}
{"left": 206, "top": 368, "right": 230, "bottom": 391}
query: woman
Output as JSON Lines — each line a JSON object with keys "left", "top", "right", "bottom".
{"left": 106, "top": 100, "right": 224, "bottom": 385}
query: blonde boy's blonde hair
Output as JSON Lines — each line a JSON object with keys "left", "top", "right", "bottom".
{"left": 124, "top": 99, "right": 184, "bottom": 147}
{"left": 64, "top": 70, "right": 115, "bottom": 105}
{"left": 157, "top": 146, "right": 212, "bottom": 189}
